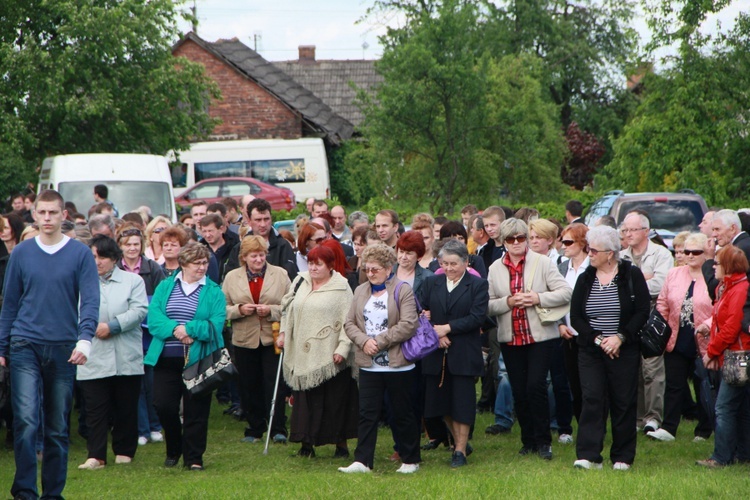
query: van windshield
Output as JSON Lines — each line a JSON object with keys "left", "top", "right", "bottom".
{"left": 617, "top": 200, "right": 704, "bottom": 233}
{"left": 58, "top": 181, "right": 172, "bottom": 218}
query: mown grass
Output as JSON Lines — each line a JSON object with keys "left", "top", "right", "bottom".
{"left": 1, "top": 390, "right": 747, "bottom": 499}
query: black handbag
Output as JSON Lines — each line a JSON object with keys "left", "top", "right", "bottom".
{"left": 182, "top": 326, "right": 237, "bottom": 397}
{"left": 638, "top": 307, "right": 671, "bottom": 358}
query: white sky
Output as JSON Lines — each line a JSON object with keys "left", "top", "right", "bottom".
{"left": 179, "top": 0, "right": 746, "bottom": 63}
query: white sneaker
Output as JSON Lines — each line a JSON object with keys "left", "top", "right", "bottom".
{"left": 396, "top": 463, "right": 419, "bottom": 474}
{"left": 138, "top": 436, "right": 148, "bottom": 446}
{"left": 558, "top": 434, "right": 573, "bottom": 444}
{"left": 78, "top": 458, "right": 105, "bottom": 470}
{"left": 573, "top": 459, "right": 602, "bottom": 470}
{"left": 613, "top": 462, "right": 631, "bottom": 471}
{"left": 338, "top": 461, "right": 371, "bottom": 474}
{"left": 643, "top": 419, "right": 659, "bottom": 433}
{"left": 647, "top": 428, "right": 675, "bottom": 442}
{"left": 693, "top": 436, "right": 707, "bottom": 443}
{"left": 150, "top": 431, "right": 164, "bottom": 442}
{"left": 115, "top": 455, "right": 132, "bottom": 464}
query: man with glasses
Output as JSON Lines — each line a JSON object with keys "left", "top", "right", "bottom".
{"left": 619, "top": 211, "right": 673, "bottom": 436}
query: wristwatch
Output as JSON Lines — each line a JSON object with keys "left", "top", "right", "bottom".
{"left": 616, "top": 333, "right": 626, "bottom": 344}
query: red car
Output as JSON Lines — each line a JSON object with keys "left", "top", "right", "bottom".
{"left": 175, "top": 177, "right": 296, "bottom": 212}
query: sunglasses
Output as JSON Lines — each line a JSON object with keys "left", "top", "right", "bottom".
{"left": 364, "top": 266, "right": 384, "bottom": 274}
{"left": 561, "top": 240, "right": 576, "bottom": 247}
{"left": 505, "top": 235, "right": 527, "bottom": 244}
{"left": 683, "top": 249, "right": 704, "bottom": 256}
{"left": 121, "top": 228, "right": 142, "bottom": 237}
{"left": 153, "top": 227, "right": 166, "bottom": 234}
{"left": 588, "top": 248, "right": 612, "bottom": 256}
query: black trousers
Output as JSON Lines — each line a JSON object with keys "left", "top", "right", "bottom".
{"left": 663, "top": 350, "right": 713, "bottom": 438}
{"left": 354, "top": 369, "right": 421, "bottom": 469}
{"left": 234, "top": 344, "right": 287, "bottom": 438}
{"left": 577, "top": 343, "right": 639, "bottom": 464}
{"left": 562, "top": 337, "right": 583, "bottom": 423}
{"left": 550, "top": 338, "right": 573, "bottom": 435}
{"left": 502, "top": 340, "right": 554, "bottom": 449}
{"left": 153, "top": 357, "right": 212, "bottom": 466}
{"left": 79, "top": 375, "right": 142, "bottom": 461}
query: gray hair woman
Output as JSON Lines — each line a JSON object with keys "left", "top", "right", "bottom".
{"left": 421, "top": 239, "right": 489, "bottom": 468}
{"left": 341, "top": 243, "right": 421, "bottom": 474}
{"left": 487, "top": 218, "right": 572, "bottom": 461}
{"left": 570, "top": 225, "right": 650, "bottom": 470}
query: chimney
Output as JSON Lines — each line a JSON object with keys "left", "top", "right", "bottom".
{"left": 298, "top": 45, "right": 316, "bottom": 63}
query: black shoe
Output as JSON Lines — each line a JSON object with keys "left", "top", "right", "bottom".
{"left": 333, "top": 446, "right": 350, "bottom": 458}
{"left": 164, "top": 456, "right": 180, "bottom": 467}
{"left": 451, "top": 451, "right": 468, "bottom": 468}
{"left": 297, "top": 445, "right": 315, "bottom": 458}
{"left": 223, "top": 404, "right": 240, "bottom": 415}
{"left": 518, "top": 445, "right": 537, "bottom": 456}
{"left": 465, "top": 442, "right": 473, "bottom": 457}
{"left": 538, "top": 445, "right": 553, "bottom": 460}
{"left": 485, "top": 424, "right": 511, "bottom": 435}
{"left": 421, "top": 439, "right": 441, "bottom": 451}
{"left": 476, "top": 405, "right": 492, "bottom": 414}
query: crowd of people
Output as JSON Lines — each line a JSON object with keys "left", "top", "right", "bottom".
{"left": 1, "top": 188, "right": 750, "bottom": 497}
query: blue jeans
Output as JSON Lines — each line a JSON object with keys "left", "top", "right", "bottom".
{"left": 494, "top": 352, "right": 514, "bottom": 429}
{"left": 711, "top": 380, "right": 750, "bottom": 465}
{"left": 10, "top": 339, "right": 76, "bottom": 499}
{"left": 138, "top": 365, "right": 162, "bottom": 437}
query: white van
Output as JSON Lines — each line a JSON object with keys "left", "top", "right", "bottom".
{"left": 172, "top": 138, "right": 330, "bottom": 201}
{"left": 38, "top": 153, "right": 177, "bottom": 221}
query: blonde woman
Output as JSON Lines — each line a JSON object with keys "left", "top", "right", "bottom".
{"left": 144, "top": 216, "right": 171, "bottom": 265}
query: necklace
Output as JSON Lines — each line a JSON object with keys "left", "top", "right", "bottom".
{"left": 597, "top": 266, "right": 618, "bottom": 291}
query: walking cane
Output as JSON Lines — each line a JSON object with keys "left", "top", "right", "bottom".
{"left": 264, "top": 322, "right": 283, "bottom": 455}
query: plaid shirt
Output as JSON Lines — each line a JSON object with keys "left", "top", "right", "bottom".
{"left": 504, "top": 252, "right": 534, "bottom": 346}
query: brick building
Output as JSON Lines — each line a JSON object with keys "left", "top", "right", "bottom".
{"left": 172, "top": 32, "right": 353, "bottom": 146}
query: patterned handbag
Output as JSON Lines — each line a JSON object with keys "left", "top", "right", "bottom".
{"left": 721, "top": 337, "right": 750, "bottom": 387}
{"left": 182, "top": 325, "right": 238, "bottom": 396}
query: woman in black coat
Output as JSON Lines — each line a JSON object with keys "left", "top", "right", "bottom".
{"left": 570, "top": 225, "right": 650, "bottom": 471}
{"left": 421, "top": 240, "right": 489, "bottom": 469}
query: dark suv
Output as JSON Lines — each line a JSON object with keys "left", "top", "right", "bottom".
{"left": 585, "top": 190, "right": 708, "bottom": 245}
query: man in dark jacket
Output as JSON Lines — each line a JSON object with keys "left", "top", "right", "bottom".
{"left": 225, "top": 198, "right": 297, "bottom": 281}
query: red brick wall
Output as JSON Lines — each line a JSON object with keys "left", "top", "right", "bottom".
{"left": 174, "top": 40, "right": 303, "bottom": 139}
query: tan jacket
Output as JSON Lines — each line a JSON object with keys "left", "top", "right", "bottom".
{"left": 222, "top": 264, "right": 290, "bottom": 349}
{"left": 345, "top": 277, "right": 419, "bottom": 369}
{"left": 488, "top": 250, "right": 572, "bottom": 343}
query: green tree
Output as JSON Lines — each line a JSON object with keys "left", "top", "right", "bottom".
{"left": 598, "top": 23, "right": 750, "bottom": 206}
{"left": 359, "top": 0, "right": 492, "bottom": 213}
{"left": 0, "top": 0, "right": 219, "bottom": 198}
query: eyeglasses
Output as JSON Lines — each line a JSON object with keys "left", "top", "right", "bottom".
{"left": 620, "top": 227, "right": 647, "bottom": 234}
{"left": 505, "top": 235, "right": 527, "bottom": 244}
{"left": 588, "top": 248, "right": 612, "bottom": 256}
{"left": 191, "top": 260, "right": 209, "bottom": 267}
{"left": 561, "top": 240, "right": 575, "bottom": 247}
{"left": 713, "top": 261, "right": 722, "bottom": 267}
{"left": 364, "top": 266, "right": 384, "bottom": 274}
{"left": 683, "top": 249, "right": 705, "bottom": 256}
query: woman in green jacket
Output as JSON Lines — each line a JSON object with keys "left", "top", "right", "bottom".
{"left": 145, "top": 241, "right": 226, "bottom": 471}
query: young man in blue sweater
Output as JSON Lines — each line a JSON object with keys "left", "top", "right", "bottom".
{"left": 0, "top": 190, "right": 99, "bottom": 500}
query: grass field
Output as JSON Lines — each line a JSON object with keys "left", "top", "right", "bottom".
{"left": 0, "top": 394, "right": 747, "bottom": 499}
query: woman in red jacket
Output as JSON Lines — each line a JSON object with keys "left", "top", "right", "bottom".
{"left": 696, "top": 245, "right": 750, "bottom": 468}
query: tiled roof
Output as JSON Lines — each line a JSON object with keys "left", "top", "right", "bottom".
{"left": 273, "top": 59, "right": 382, "bottom": 127}
{"left": 176, "top": 33, "right": 354, "bottom": 144}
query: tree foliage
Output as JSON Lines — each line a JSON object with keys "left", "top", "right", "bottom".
{"left": 598, "top": 17, "right": 750, "bottom": 206}
{"left": 0, "top": 0, "right": 219, "bottom": 198}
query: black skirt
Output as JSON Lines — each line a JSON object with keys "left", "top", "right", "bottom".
{"left": 289, "top": 367, "right": 359, "bottom": 446}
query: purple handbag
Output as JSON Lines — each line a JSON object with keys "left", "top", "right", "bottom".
{"left": 394, "top": 282, "right": 440, "bottom": 362}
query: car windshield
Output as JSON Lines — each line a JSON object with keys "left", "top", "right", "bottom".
{"left": 617, "top": 200, "right": 704, "bottom": 233}
{"left": 59, "top": 181, "right": 172, "bottom": 218}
